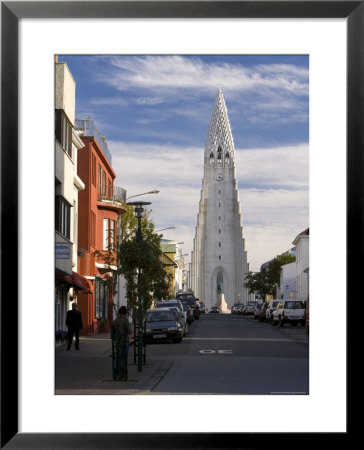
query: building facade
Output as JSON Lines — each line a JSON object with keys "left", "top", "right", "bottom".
{"left": 191, "top": 90, "right": 251, "bottom": 310}
{"left": 76, "top": 118, "right": 126, "bottom": 335}
{"left": 55, "top": 61, "right": 90, "bottom": 336}
{"left": 278, "top": 262, "right": 297, "bottom": 300}
{"left": 292, "top": 228, "right": 309, "bottom": 303}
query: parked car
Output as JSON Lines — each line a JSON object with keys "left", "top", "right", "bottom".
{"left": 305, "top": 297, "right": 309, "bottom": 335}
{"left": 176, "top": 292, "right": 200, "bottom": 320}
{"left": 258, "top": 302, "right": 270, "bottom": 322}
{"left": 266, "top": 299, "right": 281, "bottom": 323}
{"left": 271, "top": 300, "right": 306, "bottom": 327}
{"left": 242, "top": 301, "right": 257, "bottom": 316}
{"left": 155, "top": 300, "right": 188, "bottom": 335}
{"left": 144, "top": 307, "right": 183, "bottom": 343}
{"left": 198, "top": 303, "right": 206, "bottom": 314}
{"left": 182, "top": 303, "right": 194, "bottom": 325}
{"left": 231, "top": 303, "right": 242, "bottom": 314}
{"left": 253, "top": 303, "right": 263, "bottom": 320}
{"left": 210, "top": 306, "right": 219, "bottom": 313}
{"left": 236, "top": 304, "right": 246, "bottom": 315}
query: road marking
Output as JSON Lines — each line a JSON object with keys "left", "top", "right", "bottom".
{"left": 188, "top": 337, "right": 295, "bottom": 342}
{"left": 199, "top": 349, "right": 234, "bottom": 354}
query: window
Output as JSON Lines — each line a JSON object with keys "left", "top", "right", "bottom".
{"left": 91, "top": 154, "right": 96, "bottom": 187}
{"left": 95, "top": 277, "right": 108, "bottom": 320}
{"left": 102, "top": 218, "right": 117, "bottom": 251}
{"left": 109, "top": 219, "right": 116, "bottom": 251}
{"left": 55, "top": 195, "right": 71, "bottom": 239}
{"left": 98, "top": 164, "right": 106, "bottom": 196}
{"left": 90, "top": 211, "right": 96, "bottom": 247}
{"left": 55, "top": 110, "right": 72, "bottom": 157}
{"left": 103, "top": 218, "right": 109, "bottom": 250}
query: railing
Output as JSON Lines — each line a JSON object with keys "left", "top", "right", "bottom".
{"left": 75, "top": 117, "right": 112, "bottom": 164}
{"left": 98, "top": 184, "right": 126, "bottom": 204}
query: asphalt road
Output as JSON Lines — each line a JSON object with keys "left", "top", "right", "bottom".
{"left": 147, "top": 313, "right": 309, "bottom": 395}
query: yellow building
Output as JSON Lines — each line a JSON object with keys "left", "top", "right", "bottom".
{"left": 160, "top": 241, "right": 177, "bottom": 299}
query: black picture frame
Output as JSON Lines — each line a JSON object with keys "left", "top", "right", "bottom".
{"left": 1, "top": 1, "right": 355, "bottom": 448}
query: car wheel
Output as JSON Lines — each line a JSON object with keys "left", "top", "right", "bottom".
{"left": 291, "top": 321, "right": 298, "bottom": 327}
{"left": 279, "top": 316, "right": 284, "bottom": 327}
{"left": 173, "top": 337, "right": 182, "bottom": 343}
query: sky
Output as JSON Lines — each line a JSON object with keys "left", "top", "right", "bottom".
{"left": 59, "top": 54, "right": 309, "bottom": 272}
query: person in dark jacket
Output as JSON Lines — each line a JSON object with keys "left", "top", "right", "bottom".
{"left": 111, "top": 306, "right": 132, "bottom": 381}
{"left": 66, "top": 302, "right": 83, "bottom": 351}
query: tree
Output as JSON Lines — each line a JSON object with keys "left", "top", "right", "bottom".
{"left": 118, "top": 205, "right": 171, "bottom": 317}
{"left": 244, "top": 252, "right": 296, "bottom": 300}
{"left": 244, "top": 270, "right": 274, "bottom": 300}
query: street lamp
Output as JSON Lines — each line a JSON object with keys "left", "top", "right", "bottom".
{"left": 126, "top": 190, "right": 159, "bottom": 201}
{"left": 127, "top": 200, "right": 151, "bottom": 372}
{"left": 155, "top": 226, "right": 176, "bottom": 232}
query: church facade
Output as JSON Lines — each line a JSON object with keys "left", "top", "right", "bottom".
{"left": 190, "top": 90, "right": 252, "bottom": 310}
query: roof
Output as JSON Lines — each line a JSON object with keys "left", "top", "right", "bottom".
{"left": 292, "top": 227, "right": 309, "bottom": 245}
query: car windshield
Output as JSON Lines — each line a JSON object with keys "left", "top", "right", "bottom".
{"left": 156, "top": 302, "right": 180, "bottom": 310}
{"left": 145, "top": 311, "right": 174, "bottom": 322}
{"left": 176, "top": 294, "right": 194, "bottom": 300}
{"left": 285, "top": 301, "right": 304, "bottom": 309}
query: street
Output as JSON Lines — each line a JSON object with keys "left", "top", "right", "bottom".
{"left": 56, "top": 312, "right": 308, "bottom": 395}
{"left": 148, "top": 313, "right": 309, "bottom": 395}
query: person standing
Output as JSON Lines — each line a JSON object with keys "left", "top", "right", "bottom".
{"left": 66, "top": 302, "right": 83, "bottom": 351}
{"left": 111, "top": 306, "right": 132, "bottom": 381}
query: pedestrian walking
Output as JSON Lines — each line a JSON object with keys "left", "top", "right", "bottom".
{"left": 66, "top": 302, "right": 83, "bottom": 351}
{"left": 111, "top": 306, "right": 132, "bottom": 381}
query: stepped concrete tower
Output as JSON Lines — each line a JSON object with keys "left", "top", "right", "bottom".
{"left": 191, "top": 90, "right": 251, "bottom": 311}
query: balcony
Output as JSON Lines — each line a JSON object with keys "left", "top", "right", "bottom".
{"left": 97, "top": 184, "right": 126, "bottom": 213}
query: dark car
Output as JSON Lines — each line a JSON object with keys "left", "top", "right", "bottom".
{"left": 182, "top": 303, "right": 194, "bottom": 325}
{"left": 258, "top": 302, "right": 270, "bottom": 322}
{"left": 253, "top": 303, "right": 263, "bottom": 320}
{"left": 155, "top": 300, "right": 188, "bottom": 336}
{"left": 210, "top": 306, "right": 219, "bottom": 313}
{"left": 176, "top": 292, "right": 200, "bottom": 320}
{"left": 144, "top": 307, "right": 183, "bottom": 343}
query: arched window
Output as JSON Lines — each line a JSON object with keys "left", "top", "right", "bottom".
{"left": 217, "top": 146, "right": 222, "bottom": 160}
{"left": 217, "top": 271, "right": 223, "bottom": 294}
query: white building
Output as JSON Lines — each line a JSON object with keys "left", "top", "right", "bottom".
{"left": 191, "top": 90, "right": 251, "bottom": 310}
{"left": 278, "top": 262, "right": 297, "bottom": 300}
{"left": 55, "top": 59, "right": 85, "bottom": 333}
{"left": 174, "top": 243, "right": 188, "bottom": 295}
{"left": 292, "top": 228, "right": 309, "bottom": 303}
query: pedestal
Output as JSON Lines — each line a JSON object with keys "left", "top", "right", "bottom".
{"left": 216, "top": 293, "right": 229, "bottom": 313}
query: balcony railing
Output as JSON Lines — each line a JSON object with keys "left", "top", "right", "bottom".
{"left": 98, "top": 184, "right": 126, "bottom": 204}
{"left": 75, "top": 117, "right": 112, "bottom": 164}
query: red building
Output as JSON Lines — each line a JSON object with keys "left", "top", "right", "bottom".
{"left": 76, "top": 119, "right": 126, "bottom": 335}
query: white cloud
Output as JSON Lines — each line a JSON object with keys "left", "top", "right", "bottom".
{"left": 109, "top": 140, "right": 308, "bottom": 272}
{"left": 97, "top": 56, "right": 308, "bottom": 99}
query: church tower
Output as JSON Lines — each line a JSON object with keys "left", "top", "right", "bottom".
{"left": 191, "top": 90, "right": 251, "bottom": 310}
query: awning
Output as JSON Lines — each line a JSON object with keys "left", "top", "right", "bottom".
{"left": 56, "top": 271, "right": 93, "bottom": 294}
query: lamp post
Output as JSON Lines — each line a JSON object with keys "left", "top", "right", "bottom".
{"left": 155, "top": 226, "right": 176, "bottom": 233}
{"left": 127, "top": 201, "right": 151, "bottom": 372}
{"left": 126, "top": 190, "right": 159, "bottom": 201}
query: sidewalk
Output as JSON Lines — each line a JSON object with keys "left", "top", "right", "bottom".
{"left": 55, "top": 333, "right": 172, "bottom": 395}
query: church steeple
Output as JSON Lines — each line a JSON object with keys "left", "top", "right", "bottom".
{"left": 205, "top": 89, "right": 235, "bottom": 168}
{"left": 192, "top": 90, "right": 251, "bottom": 310}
